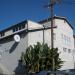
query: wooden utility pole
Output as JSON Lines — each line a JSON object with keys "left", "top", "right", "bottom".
{"left": 50, "top": 0, "right": 55, "bottom": 49}
{"left": 50, "top": 0, "right": 55, "bottom": 71}
{"left": 50, "top": 0, "right": 61, "bottom": 71}
{"left": 44, "top": 0, "right": 61, "bottom": 71}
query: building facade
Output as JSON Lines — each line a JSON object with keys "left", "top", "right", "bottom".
{"left": 0, "top": 16, "right": 74, "bottom": 74}
{"left": 39, "top": 16, "right": 74, "bottom": 70}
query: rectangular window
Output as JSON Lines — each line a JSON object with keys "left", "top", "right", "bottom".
{"left": 69, "top": 38, "right": 70, "bottom": 45}
{"left": 13, "top": 24, "right": 25, "bottom": 33}
{"left": 21, "top": 24, "right": 25, "bottom": 29}
{"left": 0, "top": 32, "right": 5, "bottom": 37}
{"left": 64, "top": 35, "right": 66, "bottom": 44}
{"left": 13, "top": 27, "right": 18, "bottom": 32}
{"left": 68, "top": 49, "right": 71, "bottom": 53}
{"left": 66, "top": 37, "right": 69, "bottom": 45}
{"left": 61, "top": 34, "right": 63, "bottom": 39}
{"left": 19, "top": 26, "right": 21, "bottom": 30}
{"left": 13, "top": 28, "right": 16, "bottom": 32}
{"left": 63, "top": 48, "right": 67, "bottom": 52}
{"left": 15, "top": 27, "right": 18, "bottom": 31}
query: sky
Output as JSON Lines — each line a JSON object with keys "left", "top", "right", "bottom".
{"left": 0, "top": 0, "right": 75, "bottom": 33}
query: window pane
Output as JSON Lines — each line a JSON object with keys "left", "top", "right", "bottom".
{"left": 68, "top": 49, "right": 71, "bottom": 53}
{"left": 15, "top": 27, "right": 18, "bottom": 31}
{"left": 19, "top": 26, "right": 21, "bottom": 30}
{"left": 0, "top": 32, "right": 5, "bottom": 37}
{"left": 22, "top": 24, "right": 25, "bottom": 29}
{"left": 63, "top": 48, "right": 67, "bottom": 52}
{"left": 13, "top": 28, "right": 16, "bottom": 32}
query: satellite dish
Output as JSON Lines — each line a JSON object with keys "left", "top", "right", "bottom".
{"left": 14, "top": 34, "right": 20, "bottom": 42}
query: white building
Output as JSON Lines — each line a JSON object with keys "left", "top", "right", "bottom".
{"left": 39, "top": 16, "right": 74, "bottom": 70}
{"left": 0, "top": 16, "right": 74, "bottom": 74}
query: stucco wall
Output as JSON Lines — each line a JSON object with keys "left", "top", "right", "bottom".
{"left": 54, "top": 19, "right": 74, "bottom": 70}
{"left": 28, "top": 30, "right": 43, "bottom": 46}
{"left": 41, "top": 18, "right": 74, "bottom": 70}
{"left": 0, "top": 32, "right": 28, "bottom": 74}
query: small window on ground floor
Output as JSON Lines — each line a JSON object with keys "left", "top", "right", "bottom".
{"left": 68, "top": 49, "right": 71, "bottom": 53}
{"left": 63, "top": 47, "right": 67, "bottom": 52}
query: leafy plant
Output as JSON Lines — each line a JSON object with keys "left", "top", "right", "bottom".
{"left": 20, "top": 42, "right": 63, "bottom": 73}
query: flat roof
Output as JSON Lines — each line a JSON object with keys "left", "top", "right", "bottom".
{"left": 0, "top": 16, "right": 73, "bottom": 33}
{"left": 39, "top": 16, "right": 73, "bottom": 29}
{"left": 0, "top": 20, "right": 27, "bottom": 33}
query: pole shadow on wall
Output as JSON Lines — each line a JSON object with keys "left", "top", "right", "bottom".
{"left": 9, "top": 42, "right": 19, "bottom": 53}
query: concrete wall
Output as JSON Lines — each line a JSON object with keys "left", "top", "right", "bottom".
{"left": 54, "top": 19, "right": 74, "bottom": 70}
{"left": 28, "top": 20, "right": 43, "bottom": 30}
{"left": 0, "top": 32, "right": 28, "bottom": 74}
{"left": 41, "top": 18, "right": 74, "bottom": 70}
{"left": 28, "top": 30, "right": 43, "bottom": 46}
